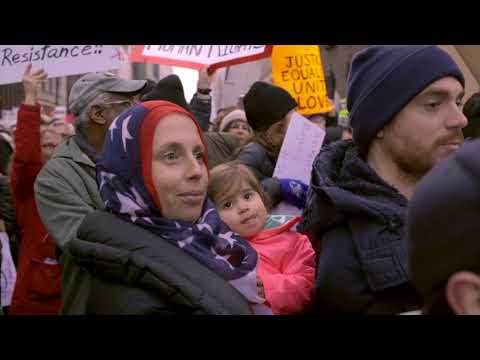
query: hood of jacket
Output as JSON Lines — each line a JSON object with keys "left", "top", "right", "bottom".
{"left": 304, "top": 140, "right": 408, "bottom": 232}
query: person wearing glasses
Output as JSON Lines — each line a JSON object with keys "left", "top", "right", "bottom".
{"left": 34, "top": 71, "right": 146, "bottom": 314}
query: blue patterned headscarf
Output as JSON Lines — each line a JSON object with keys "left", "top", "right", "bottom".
{"left": 96, "top": 100, "right": 263, "bottom": 304}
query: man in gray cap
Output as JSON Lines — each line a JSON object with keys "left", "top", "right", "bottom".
{"left": 34, "top": 72, "right": 146, "bottom": 314}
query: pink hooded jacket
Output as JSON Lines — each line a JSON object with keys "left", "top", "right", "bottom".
{"left": 247, "top": 216, "right": 316, "bottom": 314}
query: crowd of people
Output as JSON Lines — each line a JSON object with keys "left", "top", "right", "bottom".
{"left": 2, "top": 45, "right": 480, "bottom": 315}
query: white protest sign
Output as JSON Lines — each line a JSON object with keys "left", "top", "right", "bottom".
{"left": 271, "top": 112, "right": 325, "bottom": 216}
{"left": 142, "top": 45, "right": 267, "bottom": 64}
{"left": 1, "top": 110, "right": 13, "bottom": 121}
{"left": 1, "top": 232, "right": 17, "bottom": 307}
{"left": 130, "top": 45, "right": 273, "bottom": 73}
{"left": 54, "top": 106, "right": 67, "bottom": 119}
{"left": 0, "top": 45, "right": 125, "bottom": 85}
{"left": 0, "top": 108, "right": 18, "bottom": 129}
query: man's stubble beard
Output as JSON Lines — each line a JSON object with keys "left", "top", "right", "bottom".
{"left": 384, "top": 141, "right": 435, "bottom": 181}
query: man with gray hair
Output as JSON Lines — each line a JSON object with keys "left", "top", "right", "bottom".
{"left": 34, "top": 72, "right": 146, "bottom": 314}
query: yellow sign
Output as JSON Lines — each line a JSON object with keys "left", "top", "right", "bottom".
{"left": 272, "top": 45, "right": 333, "bottom": 115}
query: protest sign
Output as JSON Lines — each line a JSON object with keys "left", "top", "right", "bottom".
{"left": 1, "top": 232, "right": 17, "bottom": 307}
{"left": 54, "top": 106, "right": 67, "bottom": 119}
{"left": 0, "top": 45, "right": 125, "bottom": 85}
{"left": 271, "top": 112, "right": 326, "bottom": 216}
{"left": 0, "top": 108, "right": 18, "bottom": 129}
{"left": 130, "top": 45, "right": 273, "bottom": 73}
{"left": 272, "top": 45, "right": 334, "bottom": 116}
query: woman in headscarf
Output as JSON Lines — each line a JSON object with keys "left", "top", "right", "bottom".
{"left": 66, "top": 100, "right": 269, "bottom": 315}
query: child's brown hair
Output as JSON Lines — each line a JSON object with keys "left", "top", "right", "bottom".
{"left": 208, "top": 161, "right": 272, "bottom": 211}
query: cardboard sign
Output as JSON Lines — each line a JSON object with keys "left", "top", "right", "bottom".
{"left": 0, "top": 45, "right": 125, "bottom": 85}
{"left": 130, "top": 45, "right": 273, "bottom": 73}
{"left": 271, "top": 112, "right": 326, "bottom": 216}
{"left": 272, "top": 45, "right": 334, "bottom": 115}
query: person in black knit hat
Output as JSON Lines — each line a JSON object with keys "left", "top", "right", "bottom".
{"left": 141, "top": 69, "right": 213, "bottom": 132}
{"left": 243, "top": 81, "right": 297, "bottom": 132}
{"left": 299, "top": 45, "right": 468, "bottom": 314}
{"left": 235, "top": 81, "right": 309, "bottom": 210}
{"left": 141, "top": 74, "right": 190, "bottom": 109}
{"left": 408, "top": 139, "right": 480, "bottom": 314}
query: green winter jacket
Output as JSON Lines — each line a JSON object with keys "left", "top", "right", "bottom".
{"left": 203, "top": 132, "right": 241, "bottom": 170}
{"left": 34, "top": 136, "right": 104, "bottom": 314}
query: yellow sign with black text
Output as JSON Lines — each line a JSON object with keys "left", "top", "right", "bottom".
{"left": 272, "top": 45, "right": 334, "bottom": 115}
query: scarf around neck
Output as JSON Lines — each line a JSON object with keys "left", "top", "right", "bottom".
{"left": 96, "top": 100, "right": 263, "bottom": 304}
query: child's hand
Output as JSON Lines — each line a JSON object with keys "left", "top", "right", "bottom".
{"left": 278, "top": 178, "right": 309, "bottom": 209}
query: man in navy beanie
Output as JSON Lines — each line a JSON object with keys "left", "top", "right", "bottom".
{"left": 299, "top": 45, "right": 468, "bottom": 314}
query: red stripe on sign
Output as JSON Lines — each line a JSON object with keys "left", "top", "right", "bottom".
{"left": 129, "top": 45, "right": 273, "bottom": 74}
{"left": 129, "top": 45, "right": 204, "bottom": 70}
{"left": 207, "top": 45, "right": 273, "bottom": 74}
{"left": 129, "top": 45, "right": 146, "bottom": 61}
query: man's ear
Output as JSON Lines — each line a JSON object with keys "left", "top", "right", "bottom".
{"left": 446, "top": 271, "right": 480, "bottom": 315}
{"left": 376, "top": 130, "right": 384, "bottom": 139}
{"left": 88, "top": 104, "right": 107, "bottom": 125}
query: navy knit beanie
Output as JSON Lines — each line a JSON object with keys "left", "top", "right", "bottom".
{"left": 407, "top": 139, "right": 480, "bottom": 302}
{"left": 243, "top": 81, "right": 297, "bottom": 132}
{"left": 347, "top": 45, "right": 465, "bottom": 157}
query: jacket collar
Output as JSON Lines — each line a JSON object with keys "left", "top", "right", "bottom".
{"left": 73, "top": 132, "right": 100, "bottom": 164}
{"left": 312, "top": 140, "right": 408, "bottom": 223}
{"left": 52, "top": 136, "right": 96, "bottom": 168}
{"left": 248, "top": 216, "right": 301, "bottom": 241}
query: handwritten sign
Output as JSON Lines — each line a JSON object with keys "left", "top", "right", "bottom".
{"left": 1, "top": 232, "right": 17, "bottom": 307}
{"left": 0, "top": 45, "right": 125, "bottom": 85}
{"left": 271, "top": 112, "right": 325, "bottom": 216}
{"left": 130, "top": 45, "right": 273, "bottom": 73}
{"left": 272, "top": 45, "right": 333, "bottom": 116}
{"left": 54, "top": 106, "right": 67, "bottom": 119}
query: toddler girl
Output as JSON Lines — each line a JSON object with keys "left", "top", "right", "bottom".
{"left": 208, "top": 162, "right": 316, "bottom": 314}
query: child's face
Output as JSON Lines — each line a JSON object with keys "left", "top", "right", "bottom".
{"left": 216, "top": 183, "right": 268, "bottom": 238}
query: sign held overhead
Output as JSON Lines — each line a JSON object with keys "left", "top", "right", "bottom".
{"left": 130, "top": 45, "right": 273, "bottom": 73}
{"left": 272, "top": 45, "right": 334, "bottom": 115}
{"left": 0, "top": 45, "right": 125, "bottom": 85}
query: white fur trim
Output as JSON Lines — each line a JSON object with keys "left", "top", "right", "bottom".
{"left": 219, "top": 109, "right": 249, "bottom": 132}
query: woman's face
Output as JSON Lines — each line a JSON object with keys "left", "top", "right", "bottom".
{"left": 40, "top": 128, "right": 62, "bottom": 164}
{"left": 151, "top": 114, "right": 208, "bottom": 223}
{"left": 226, "top": 120, "right": 253, "bottom": 145}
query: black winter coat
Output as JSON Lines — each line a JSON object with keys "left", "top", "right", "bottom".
{"left": 298, "top": 140, "right": 422, "bottom": 314}
{"left": 190, "top": 93, "right": 211, "bottom": 132}
{"left": 67, "top": 210, "right": 254, "bottom": 315}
